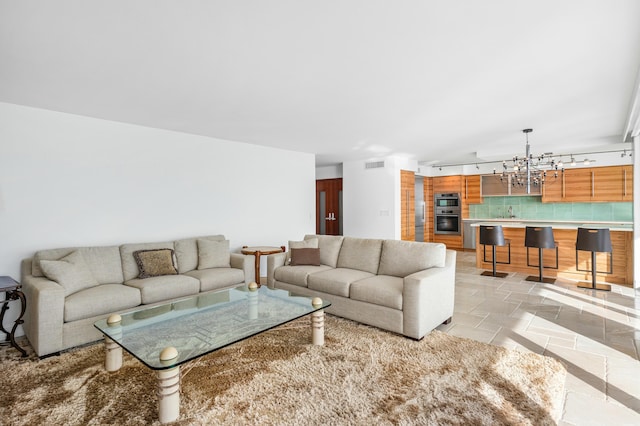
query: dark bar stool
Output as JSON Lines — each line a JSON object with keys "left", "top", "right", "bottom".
{"left": 576, "top": 227, "right": 612, "bottom": 291}
{"left": 479, "top": 225, "right": 510, "bottom": 278}
{"left": 525, "top": 226, "right": 558, "bottom": 283}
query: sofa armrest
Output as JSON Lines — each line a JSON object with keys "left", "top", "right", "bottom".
{"left": 402, "top": 249, "right": 456, "bottom": 339}
{"left": 21, "top": 273, "right": 66, "bottom": 357}
{"left": 266, "top": 252, "right": 287, "bottom": 288}
{"left": 230, "top": 253, "right": 254, "bottom": 285}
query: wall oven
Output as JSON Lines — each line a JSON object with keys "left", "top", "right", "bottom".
{"left": 434, "top": 193, "right": 461, "bottom": 235}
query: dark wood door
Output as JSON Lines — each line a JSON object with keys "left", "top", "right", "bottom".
{"left": 316, "top": 178, "right": 342, "bottom": 235}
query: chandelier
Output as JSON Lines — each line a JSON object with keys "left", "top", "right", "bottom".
{"left": 495, "top": 128, "right": 561, "bottom": 194}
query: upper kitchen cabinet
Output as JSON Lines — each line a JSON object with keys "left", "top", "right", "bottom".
{"left": 541, "top": 165, "right": 634, "bottom": 203}
{"left": 432, "top": 175, "right": 462, "bottom": 194}
{"left": 463, "top": 175, "right": 482, "bottom": 204}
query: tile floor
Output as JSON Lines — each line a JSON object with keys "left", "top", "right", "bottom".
{"left": 438, "top": 251, "right": 640, "bottom": 425}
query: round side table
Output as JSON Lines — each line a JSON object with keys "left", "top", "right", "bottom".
{"left": 241, "top": 246, "right": 285, "bottom": 285}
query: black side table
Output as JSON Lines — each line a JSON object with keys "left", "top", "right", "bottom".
{"left": 0, "top": 276, "right": 27, "bottom": 357}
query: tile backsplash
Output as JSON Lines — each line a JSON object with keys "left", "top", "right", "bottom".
{"left": 469, "top": 196, "right": 633, "bottom": 222}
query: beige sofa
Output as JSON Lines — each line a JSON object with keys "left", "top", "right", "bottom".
{"left": 21, "top": 235, "right": 253, "bottom": 357}
{"left": 267, "top": 235, "right": 456, "bottom": 339}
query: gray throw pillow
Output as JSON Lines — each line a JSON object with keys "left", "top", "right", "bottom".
{"left": 197, "top": 239, "right": 231, "bottom": 269}
{"left": 40, "top": 250, "right": 99, "bottom": 296}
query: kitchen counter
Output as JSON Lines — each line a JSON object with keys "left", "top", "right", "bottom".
{"left": 471, "top": 219, "right": 634, "bottom": 287}
{"left": 466, "top": 218, "right": 632, "bottom": 232}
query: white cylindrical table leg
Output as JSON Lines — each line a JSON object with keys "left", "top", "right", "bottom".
{"left": 311, "top": 310, "right": 325, "bottom": 346}
{"left": 157, "top": 366, "right": 180, "bottom": 424}
{"left": 104, "top": 336, "right": 123, "bottom": 372}
{"left": 104, "top": 314, "right": 123, "bottom": 372}
{"left": 310, "top": 297, "right": 325, "bottom": 346}
{"left": 158, "top": 346, "right": 180, "bottom": 424}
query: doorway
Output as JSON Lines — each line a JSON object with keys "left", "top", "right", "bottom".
{"left": 316, "top": 178, "right": 343, "bottom": 235}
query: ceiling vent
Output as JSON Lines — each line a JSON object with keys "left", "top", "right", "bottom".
{"left": 364, "top": 161, "right": 385, "bottom": 169}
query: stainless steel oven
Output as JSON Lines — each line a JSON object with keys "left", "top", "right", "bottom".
{"left": 434, "top": 193, "right": 461, "bottom": 235}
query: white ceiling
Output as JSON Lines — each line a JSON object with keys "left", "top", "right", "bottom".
{"left": 1, "top": 1, "right": 639, "bottom": 167}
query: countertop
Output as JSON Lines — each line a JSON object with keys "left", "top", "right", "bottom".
{"left": 465, "top": 218, "right": 633, "bottom": 232}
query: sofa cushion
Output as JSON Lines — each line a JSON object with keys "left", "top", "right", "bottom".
{"left": 350, "top": 275, "right": 403, "bottom": 310}
{"left": 304, "top": 234, "right": 344, "bottom": 268}
{"left": 32, "top": 246, "right": 124, "bottom": 284}
{"left": 174, "top": 235, "right": 226, "bottom": 273}
{"left": 133, "top": 249, "right": 178, "bottom": 278}
{"left": 307, "top": 268, "right": 374, "bottom": 297}
{"left": 336, "top": 237, "right": 383, "bottom": 274}
{"left": 197, "top": 239, "right": 231, "bottom": 269}
{"left": 185, "top": 268, "right": 244, "bottom": 292}
{"left": 64, "top": 283, "right": 142, "bottom": 322}
{"left": 378, "top": 240, "right": 446, "bottom": 277}
{"left": 124, "top": 275, "right": 200, "bottom": 304}
{"left": 40, "top": 251, "right": 99, "bottom": 297}
{"left": 290, "top": 248, "right": 321, "bottom": 266}
{"left": 120, "top": 241, "right": 175, "bottom": 281}
{"left": 274, "top": 265, "right": 333, "bottom": 288}
{"left": 287, "top": 238, "right": 318, "bottom": 264}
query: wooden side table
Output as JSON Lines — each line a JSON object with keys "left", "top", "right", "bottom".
{"left": 241, "top": 246, "right": 285, "bottom": 285}
{"left": 0, "top": 276, "right": 27, "bottom": 357}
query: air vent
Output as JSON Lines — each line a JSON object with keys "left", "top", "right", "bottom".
{"left": 364, "top": 161, "right": 385, "bottom": 169}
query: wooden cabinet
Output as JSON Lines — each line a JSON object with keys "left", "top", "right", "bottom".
{"left": 541, "top": 165, "right": 633, "bottom": 203}
{"left": 432, "top": 175, "right": 462, "bottom": 194}
{"left": 423, "top": 177, "right": 434, "bottom": 242}
{"left": 463, "top": 175, "right": 482, "bottom": 204}
{"left": 400, "top": 170, "right": 415, "bottom": 241}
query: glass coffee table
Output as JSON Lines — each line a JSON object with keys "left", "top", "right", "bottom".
{"left": 94, "top": 283, "right": 330, "bottom": 424}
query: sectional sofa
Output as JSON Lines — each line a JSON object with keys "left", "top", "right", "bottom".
{"left": 21, "top": 235, "right": 253, "bottom": 357}
{"left": 267, "top": 235, "right": 456, "bottom": 339}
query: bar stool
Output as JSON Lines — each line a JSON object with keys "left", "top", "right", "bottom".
{"left": 479, "top": 225, "right": 510, "bottom": 278}
{"left": 576, "top": 227, "right": 612, "bottom": 291}
{"left": 525, "top": 226, "right": 558, "bottom": 284}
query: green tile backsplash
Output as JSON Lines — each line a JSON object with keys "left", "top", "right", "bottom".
{"left": 468, "top": 196, "right": 633, "bottom": 222}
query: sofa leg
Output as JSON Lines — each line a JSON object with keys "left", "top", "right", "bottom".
{"left": 442, "top": 317, "right": 452, "bottom": 325}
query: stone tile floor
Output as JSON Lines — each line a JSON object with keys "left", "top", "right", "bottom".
{"left": 438, "top": 251, "right": 640, "bottom": 425}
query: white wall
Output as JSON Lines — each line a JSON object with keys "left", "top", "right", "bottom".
{"left": 0, "top": 103, "right": 316, "bottom": 334}
{"left": 343, "top": 156, "right": 417, "bottom": 239}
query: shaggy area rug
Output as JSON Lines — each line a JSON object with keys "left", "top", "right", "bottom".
{"left": 0, "top": 316, "right": 565, "bottom": 425}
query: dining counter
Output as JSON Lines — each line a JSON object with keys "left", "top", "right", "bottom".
{"left": 469, "top": 219, "right": 634, "bottom": 287}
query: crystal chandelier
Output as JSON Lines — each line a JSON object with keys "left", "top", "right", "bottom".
{"left": 495, "top": 129, "right": 561, "bottom": 194}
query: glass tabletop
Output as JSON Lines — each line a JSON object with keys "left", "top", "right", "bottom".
{"left": 94, "top": 285, "right": 330, "bottom": 370}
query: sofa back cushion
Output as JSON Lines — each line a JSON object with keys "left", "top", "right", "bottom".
{"left": 336, "top": 237, "right": 383, "bottom": 274}
{"left": 304, "top": 234, "right": 344, "bottom": 268}
{"left": 378, "top": 240, "right": 446, "bottom": 278}
{"left": 174, "top": 235, "right": 226, "bottom": 273}
{"left": 32, "top": 245, "right": 124, "bottom": 284}
{"left": 120, "top": 241, "right": 174, "bottom": 281}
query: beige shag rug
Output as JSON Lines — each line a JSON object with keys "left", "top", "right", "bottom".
{"left": 0, "top": 316, "right": 565, "bottom": 425}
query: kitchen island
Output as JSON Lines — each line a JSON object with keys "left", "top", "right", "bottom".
{"left": 471, "top": 219, "right": 633, "bottom": 287}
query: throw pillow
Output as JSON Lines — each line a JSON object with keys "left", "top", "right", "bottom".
{"left": 290, "top": 248, "right": 321, "bottom": 266}
{"left": 133, "top": 249, "right": 178, "bottom": 279}
{"left": 40, "top": 250, "right": 99, "bottom": 297}
{"left": 287, "top": 238, "right": 319, "bottom": 264}
{"left": 197, "top": 239, "right": 231, "bottom": 269}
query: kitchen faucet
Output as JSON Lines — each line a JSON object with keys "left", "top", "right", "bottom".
{"left": 507, "top": 205, "right": 515, "bottom": 219}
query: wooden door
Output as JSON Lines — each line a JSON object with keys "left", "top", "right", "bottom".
{"left": 622, "top": 165, "right": 633, "bottom": 201}
{"left": 563, "top": 168, "right": 594, "bottom": 202}
{"left": 423, "top": 177, "right": 434, "bottom": 242}
{"left": 401, "top": 170, "right": 415, "bottom": 241}
{"left": 433, "top": 175, "right": 462, "bottom": 194}
{"left": 316, "top": 178, "right": 342, "bottom": 235}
